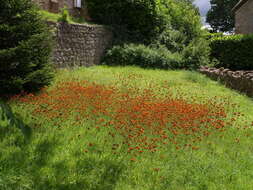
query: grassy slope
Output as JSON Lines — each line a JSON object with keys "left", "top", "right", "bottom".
{"left": 1, "top": 66, "right": 253, "bottom": 190}
{"left": 39, "top": 10, "right": 88, "bottom": 24}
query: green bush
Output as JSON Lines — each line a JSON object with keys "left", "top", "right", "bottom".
{"left": 153, "top": 0, "right": 210, "bottom": 69}
{"left": 182, "top": 38, "right": 210, "bottom": 69}
{"left": 210, "top": 34, "right": 253, "bottom": 70}
{"left": 0, "top": 0, "right": 54, "bottom": 95}
{"left": 152, "top": 28, "right": 210, "bottom": 70}
{"left": 153, "top": 28, "right": 186, "bottom": 53}
{"left": 87, "top": 0, "right": 210, "bottom": 69}
{"left": 103, "top": 44, "right": 185, "bottom": 69}
{"left": 57, "top": 6, "right": 70, "bottom": 23}
{"left": 155, "top": 0, "right": 204, "bottom": 46}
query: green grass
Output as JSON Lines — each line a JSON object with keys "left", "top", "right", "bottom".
{"left": 39, "top": 10, "right": 89, "bottom": 24}
{"left": 39, "top": 10, "right": 62, "bottom": 23}
{"left": 1, "top": 66, "right": 253, "bottom": 190}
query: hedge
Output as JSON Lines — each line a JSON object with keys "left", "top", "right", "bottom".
{"left": 103, "top": 44, "right": 185, "bottom": 69}
{"left": 204, "top": 32, "right": 223, "bottom": 40}
{"left": 210, "top": 34, "right": 253, "bottom": 70}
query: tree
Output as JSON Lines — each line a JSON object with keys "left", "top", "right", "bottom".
{"left": 206, "top": 0, "right": 239, "bottom": 32}
{"left": 86, "top": 0, "right": 204, "bottom": 44}
{"left": 97, "top": 0, "right": 210, "bottom": 69}
{"left": 85, "top": 0, "right": 159, "bottom": 43}
{"left": 0, "top": 0, "right": 54, "bottom": 95}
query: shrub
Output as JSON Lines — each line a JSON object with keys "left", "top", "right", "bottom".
{"left": 103, "top": 44, "right": 184, "bottom": 69}
{"left": 182, "top": 38, "right": 210, "bottom": 69}
{"left": 87, "top": 0, "right": 210, "bottom": 69}
{"left": 155, "top": 0, "right": 204, "bottom": 46}
{"left": 210, "top": 34, "right": 253, "bottom": 70}
{"left": 152, "top": 29, "right": 210, "bottom": 70}
{"left": 153, "top": 28, "right": 186, "bottom": 53}
{"left": 0, "top": 0, "right": 54, "bottom": 95}
{"left": 57, "top": 6, "right": 70, "bottom": 23}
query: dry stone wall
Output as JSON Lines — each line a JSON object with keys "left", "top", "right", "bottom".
{"left": 48, "top": 22, "right": 113, "bottom": 68}
{"left": 200, "top": 66, "right": 253, "bottom": 97}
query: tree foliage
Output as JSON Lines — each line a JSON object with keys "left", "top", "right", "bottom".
{"left": 86, "top": 0, "right": 203, "bottom": 43}
{"left": 0, "top": 0, "right": 54, "bottom": 95}
{"left": 85, "top": 0, "right": 159, "bottom": 43}
{"left": 86, "top": 0, "right": 210, "bottom": 69}
{"left": 206, "top": 0, "right": 239, "bottom": 32}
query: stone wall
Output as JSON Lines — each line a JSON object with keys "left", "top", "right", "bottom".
{"left": 48, "top": 22, "right": 113, "bottom": 68}
{"left": 33, "top": 0, "right": 49, "bottom": 10}
{"left": 235, "top": 0, "right": 253, "bottom": 34}
{"left": 200, "top": 67, "right": 253, "bottom": 97}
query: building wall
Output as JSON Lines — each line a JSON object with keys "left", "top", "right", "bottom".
{"left": 235, "top": 0, "right": 253, "bottom": 34}
{"left": 48, "top": 22, "right": 113, "bottom": 68}
{"left": 33, "top": 0, "right": 50, "bottom": 10}
{"left": 33, "top": 0, "right": 90, "bottom": 19}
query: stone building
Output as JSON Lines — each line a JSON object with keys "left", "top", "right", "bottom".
{"left": 233, "top": 0, "right": 253, "bottom": 34}
{"left": 33, "top": 0, "right": 90, "bottom": 20}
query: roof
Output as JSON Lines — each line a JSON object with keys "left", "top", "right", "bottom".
{"left": 232, "top": 0, "right": 249, "bottom": 12}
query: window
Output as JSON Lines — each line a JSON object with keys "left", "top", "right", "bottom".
{"left": 74, "top": 0, "right": 82, "bottom": 8}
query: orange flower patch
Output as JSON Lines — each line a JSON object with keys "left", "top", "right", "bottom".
{"left": 14, "top": 80, "right": 244, "bottom": 154}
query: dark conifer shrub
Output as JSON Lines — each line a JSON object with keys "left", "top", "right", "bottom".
{"left": 0, "top": 0, "right": 54, "bottom": 95}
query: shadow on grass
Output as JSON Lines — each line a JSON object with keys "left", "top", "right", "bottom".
{"left": 0, "top": 101, "right": 31, "bottom": 139}
{"left": 27, "top": 152, "right": 124, "bottom": 190}
{"left": 0, "top": 102, "right": 124, "bottom": 190}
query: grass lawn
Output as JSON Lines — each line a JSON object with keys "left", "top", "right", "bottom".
{"left": 1, "top": 66, "right": 253, "bottom": 190}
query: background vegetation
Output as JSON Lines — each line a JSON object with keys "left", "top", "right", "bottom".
{"left": 86, "top": 0, "right": 210, "bottom": 70}
{"left": 103, "top": 44, "right": 183, "bottom": 69}
{"left": 210, "top": 34, "right": 253, "bottom": 70}
{"left": 207, "top": 0, "right": 239, "bottom": 33}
